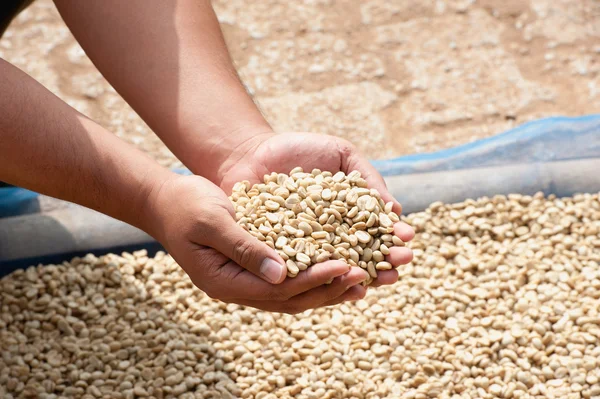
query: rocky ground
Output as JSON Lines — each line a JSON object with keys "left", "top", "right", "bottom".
{"left": 0, "top": 0, "right": 598, "bottom": 166}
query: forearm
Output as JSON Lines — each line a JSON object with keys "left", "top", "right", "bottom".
{"left": 0, "top": 58, "right": 173, "bottom": 233}
{"left": 53, "top": 0, "right": 273, "bottom": 183}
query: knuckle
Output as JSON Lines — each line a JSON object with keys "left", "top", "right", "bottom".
{"left": 193, "top": 206, "right": 233, "bottom": 242}
{"left": 336, "top": 138, "right": 356, "bottom": 154}
{"left": 190, "top": 250, "right": 232, "bottom": 301}
{"left": 189, "top": 218, "right": 215, "bottom": 243}
{"left": 194, "top": 249, "right": 222, "bottom": 277}
{"left": 233, "top": 238, "right": 256, "bottom": 268}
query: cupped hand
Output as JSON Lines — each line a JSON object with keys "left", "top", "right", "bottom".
{"left": 144, "top": 174, "right": 370, "bottom": 314}
{"left": 216, "top": 132, "right": 415, "bottom": 287}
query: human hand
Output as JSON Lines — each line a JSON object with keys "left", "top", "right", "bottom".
{"left": 143, "top": 174, "right": 371, "bottom": 314}
{"left": 215, "top": 132, "right": 415, "bottom": 287}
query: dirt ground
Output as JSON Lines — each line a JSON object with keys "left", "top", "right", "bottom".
{"left": 1, "top": 0, "right": 598, "bottom": 167}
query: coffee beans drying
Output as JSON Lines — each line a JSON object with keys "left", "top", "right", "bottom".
{"left": 2, "top": 192, "right": 600, "bottom": 398}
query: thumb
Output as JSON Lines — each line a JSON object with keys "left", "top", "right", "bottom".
{"left": 208, "top": 217, "right": 287, "bottom": 284}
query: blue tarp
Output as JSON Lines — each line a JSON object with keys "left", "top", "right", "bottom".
{"left": 373, "top": 114, "right": 600, "bottom": 176}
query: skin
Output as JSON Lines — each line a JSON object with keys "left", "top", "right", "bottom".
{"left": 0, "top": 0, "right": 414, "bottom": 314}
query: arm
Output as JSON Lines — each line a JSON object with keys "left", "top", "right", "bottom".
{"left": 53, "top": 0, "right": 273, "bottom": 184}
{"left": 0, "top": 57, "right": 171, "bottom": 234}
{"left": 0, "top": 58, "right": 367, "bottom": 312}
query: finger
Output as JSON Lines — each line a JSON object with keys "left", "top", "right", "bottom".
{"left": 274, "top": 260, "right": 351, "bottom": 297}
{"left": 234, "top": 268, "right": 369, "bottom": 314}
{"left": 222, "top": 260, "right": 351, "bottom": 302}
{"left": 208, "top": 217, "right": 287, "bottom": 284}
{"left": 278, "top": 268, "right": 368, "bottom": 313}
{"left": 394, "top": 221, "right": 415, "bottom": 242}
{"left": 276, "top": 268, "right": 370, "bottom": 313}
{"left": 368, "top": 269, "right": 399, "bottom": 287}
{"left": 191, "top": 250, "right": 278, "bottom": 301}
{"left": 321, "top": 284, "right": 368, "bottom": 307}
{"left": 387, "top": 246, "right": 413, "bottom": 266}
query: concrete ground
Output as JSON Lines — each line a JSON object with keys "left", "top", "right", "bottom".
{"left": 1, "top": 0, "right": 598, "bottom": 166}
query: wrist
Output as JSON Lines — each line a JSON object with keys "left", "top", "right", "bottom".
{"left": 133, "top": 169, "right": 182, "bottom": 241}
{"left": 190, "top": 124, "right": 276, "bottom": 185}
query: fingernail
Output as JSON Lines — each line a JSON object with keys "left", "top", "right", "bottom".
{"left": 260, "top": 258, "right": 285, "bottom": 283}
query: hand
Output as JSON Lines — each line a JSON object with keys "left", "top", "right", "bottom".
{"left": 216, "top": 132, "right": 415, "bottom": 287}
{"left": 143, "top": 174, "right": 371, "bottom": 314}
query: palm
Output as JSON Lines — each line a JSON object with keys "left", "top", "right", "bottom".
{"left": 219, "top": 133, "right": 383, "bottom": 198}
{"left": 216, "top": 131, "right": 414, "bottom": 288}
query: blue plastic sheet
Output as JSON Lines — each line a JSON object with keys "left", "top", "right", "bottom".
{"left": 373, "top": 114, "right": 600, "bottom": 176}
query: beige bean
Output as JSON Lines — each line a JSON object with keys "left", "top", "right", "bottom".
{"left": 275, "top": 236, "right": 288, "bottom": 249}
{"left": 265, "top": 200, "right": 280, "bottom": 211}
{"left": 311, "top": 231, "right": 328, "bottom": 240}
{"left": 392, "top": 236, "right": 404, "bottom": 246}
{"left": 283, "top": 245, "right": 297, "bottom": 257}
{"left": 380, "top": 244, "right": 390, "bottom": 255}
{"left": 348, "top": 248, "right": 360, "bottom": 264}
{"left": 367, "top": 262, "right": 378, "bottom": 278}
{"left": 362, "top": 248, "right": 373, "bottom": 262}
{"left": 309, "top": 221, "right": 323, "bottom": 232}
{"left": 375, "top": 261, "right": 392, "bottom": 270}
{"left": 353, "top": 222, "right": 367, "bottom": 231}
{"left": 296, "top": 262, "right": 308, "bottom": 271}
{"left": 298, "top": 221, "right": 313, "bottom": 235}
{"left": 286, "top": 260, "right": 299, "bottom": 275}
{"left": 366, "top": 213, "right": 378, "bottom": 228}
{"left": 379, "top": 213, "right": 393, "bottom": 228}
{"left": 347, "top": 206, "right": 359, "bottom": 218}
{"left": 316, "top": 251, "right": 331, "bottom": 263}
{"left": 296, "top": 253, "right": 311, "bottom": 265}
{"left": 384, "top": 201, "right": 394, "bottom": 213}
{"left": 355, "top": 231, "right": 371, "bottom": 244}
